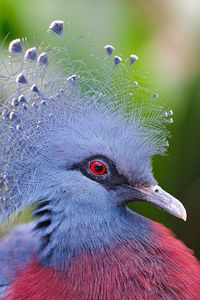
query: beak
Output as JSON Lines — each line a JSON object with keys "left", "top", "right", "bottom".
{"left": 126, "top": 184, "right": 187, "bottom": 221}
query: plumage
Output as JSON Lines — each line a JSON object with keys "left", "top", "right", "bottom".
{"left": 0, "top": 20, "right": 199, "bottom": 299}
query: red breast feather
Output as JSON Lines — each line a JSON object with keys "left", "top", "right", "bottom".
{"left": 6, "top": 222, "right": 200, "bottom": 300}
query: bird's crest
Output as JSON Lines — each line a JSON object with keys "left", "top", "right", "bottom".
{"left": 0, "top": 20, "right": 172, "bottom": 226}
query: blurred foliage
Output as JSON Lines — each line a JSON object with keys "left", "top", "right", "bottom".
{"left": 0, "top": 0, "right": 199, "bottom": 258}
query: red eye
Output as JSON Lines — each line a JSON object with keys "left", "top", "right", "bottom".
{"left": 89, "top": 161, "right": 107, "bottom": 176}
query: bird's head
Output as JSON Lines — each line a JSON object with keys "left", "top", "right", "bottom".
{"left": 39, "top": 104, "right": 186, "bottom": 222}
{"left": 0, "top": 21, "right": 186, "bottom": 232}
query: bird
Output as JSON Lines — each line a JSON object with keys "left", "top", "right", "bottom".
{"left": 0, "top": 20, "right": 199, "bottom": 300}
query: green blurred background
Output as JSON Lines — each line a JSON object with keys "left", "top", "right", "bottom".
{"left": 0, "top": 0, "right": 199, "bottom": 258}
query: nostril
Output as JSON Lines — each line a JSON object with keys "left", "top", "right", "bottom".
{"left": 154, "top": 188, "right": 159, "bottom": 193}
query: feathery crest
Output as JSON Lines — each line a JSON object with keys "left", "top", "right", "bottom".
{"left": 0, "top": 20, "right": 172, "bottom": 225}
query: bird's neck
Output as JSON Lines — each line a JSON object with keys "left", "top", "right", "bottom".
{"left": 34, "top": 205, "right": 153, "bottom": 269}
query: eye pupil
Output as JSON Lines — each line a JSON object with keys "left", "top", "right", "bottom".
{"left": 94, "top": 164, "right": 103, "bottom": 173}
{"left": 90, "top": 161, "right": 107, "bottom": 176}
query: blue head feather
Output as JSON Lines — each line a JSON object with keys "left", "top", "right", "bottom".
{"left": 0, "top": 21, "right": 173, "bottom": 266}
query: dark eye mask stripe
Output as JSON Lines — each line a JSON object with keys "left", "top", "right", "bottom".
{"left": 71, "top": 154, "right": 129, "bottom": 188}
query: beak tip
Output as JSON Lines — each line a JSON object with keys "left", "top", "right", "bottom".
{"left": 182, "top": 211, "right": 187, "bottom": 222}
{"left": 176, "top": 205, "right": 187, "bottom": 222}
